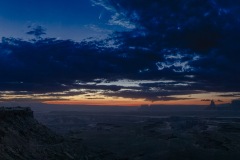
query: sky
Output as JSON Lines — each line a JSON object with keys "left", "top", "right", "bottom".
{"left": 0, "top": 0, "right": 240, "bottom": 106}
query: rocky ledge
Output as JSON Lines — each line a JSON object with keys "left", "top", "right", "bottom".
{"left": 0, "top": 107, "right": 91, "bottom": 160}
{"left": 0, "top": 107, "right": 33, "bottom": 119}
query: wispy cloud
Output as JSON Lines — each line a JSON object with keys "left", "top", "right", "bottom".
{"left": 108, "top": 13, "right": 136, "bottom": 29}
{"left": 91, "top": 0, "right": 136, "bottom": 29}
{"left": 26, "top": 25, "right": 46, "bottom": 39}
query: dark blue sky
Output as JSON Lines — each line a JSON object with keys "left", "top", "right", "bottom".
{"left": 0, "top": 0, "right": 130, "bottom": 40}
{"left": 0, "top": 0, "right": 240, "bottom": 106}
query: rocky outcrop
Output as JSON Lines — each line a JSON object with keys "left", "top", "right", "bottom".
{"left": 0, "top": 107, "right": 33, "bottom": 119}
{"left": 0, "top": 107, "right": 89, "bottom": 160}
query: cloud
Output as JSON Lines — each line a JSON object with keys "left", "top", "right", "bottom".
{"left": 108, "top": 13, "right": 136, "bottom": 29}
{"left": 105, "top": 0, "right": 240, "bottom": 57}
{"left": 91, "top": 0, "right": 114, "bottom": 11}
{"left": 1, "top": 0, "right": 240, "bottom": 102}
{"left": 219, "top": 93, "right": 240, "bottom": 97}
{"left": 26, "top": 25, "right": 46, "bottom": 39}
{"left": 87, "top": 98, "right": 105, "bottom": 100}
{"left": 84, "top": 24, "right": 112, "bottom": 34}
{"left": 103, "top": 88, "right": 199, "bottom": 101}
{"left": 101, "top": 0, "right": 240, "bottom": 91}
{"left": 91, "top": 0, "right": 136, "bottom": 29}
{"left": 0, "top": 35, "right": 240, "bottom": 103}
{"left": 201, "top": 99, "right": 223, "bottom": 102}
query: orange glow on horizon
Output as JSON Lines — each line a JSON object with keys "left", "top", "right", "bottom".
{"left": 44, "top": 98, "right": 229, "bottom": 106}
{"left": 1, "top": 91, "right": 233, "bottom": 106}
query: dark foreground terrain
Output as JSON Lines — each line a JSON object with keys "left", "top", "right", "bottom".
{"left": 0, "top": 107, "right": 90, "bottom": 160}
{"left": 35, "top": 109, "right": 240, "bottom": 160}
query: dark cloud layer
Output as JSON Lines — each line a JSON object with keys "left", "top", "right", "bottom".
{"left": 104, "top": 89, "right": 197, "bottom": 102}
{"left": 97, "top": 0, "right": 240, "bottom": 92}
{"left": 104, "top": 0, "right": 240, "bottom": 51}
{"left": 1, "top": 0, "right": 240, "bottom": 102}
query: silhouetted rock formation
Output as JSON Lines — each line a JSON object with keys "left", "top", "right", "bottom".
{"left": 204, "top": 100, "right": 240, "bottom": 110}
{"left": 206, "top": 100, "right": 217, "bottom": 110}
{"left": 231, "top": 100, "right": 240, "bottom": 110}
{"left": 0, "top": 107, "right": 33, "bottom": 119}
{"left": 210, "top": 100, "right": 216, "bottom": 108}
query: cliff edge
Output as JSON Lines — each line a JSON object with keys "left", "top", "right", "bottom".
{"left": 0, "top": 107, "right": 89, "bottom": 160}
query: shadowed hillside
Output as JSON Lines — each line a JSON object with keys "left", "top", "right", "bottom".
{"left": 0, "top": 107, "right": 91, "bottom": 160}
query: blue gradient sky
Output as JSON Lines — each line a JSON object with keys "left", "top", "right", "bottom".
{"left": 0, "top": 0, "right": 127, "bottom": 41}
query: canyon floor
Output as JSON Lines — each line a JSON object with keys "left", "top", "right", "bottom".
{"left": 35, "top": 110, "right": 240, "bottom": 160}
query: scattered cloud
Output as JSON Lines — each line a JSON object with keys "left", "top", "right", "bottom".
{"left": 1, "top": 0, "right": 240, "bottom": 103}
{"left": 26, "top": 25, "right": 46, "bottom": 39}
{"left": 108, "top": 13, "right": 136, "bottom": 29}
{"left": 91, "top": 0, "right": 136, "bottom": 29}
{"left": 219, "top": 93, "right": 240, "bottom": 97}
{"left": 201, "top": 99, "right": 212, "bottom": 102}
{"left": 84, "top": 24, "right": 112, "bottom": 34}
